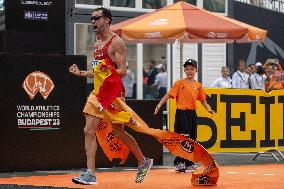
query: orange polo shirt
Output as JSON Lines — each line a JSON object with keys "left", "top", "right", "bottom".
{"left": 168, "top": 79, "right": 206, "bottom": 110}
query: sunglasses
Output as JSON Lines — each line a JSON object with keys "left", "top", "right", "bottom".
{"left": 91, "top": 15, "right": 103, "bottom": 21}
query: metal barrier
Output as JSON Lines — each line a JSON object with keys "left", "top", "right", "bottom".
{"left": 236, "top": 0, "right": 284, "bottom": 13}
{"left": 253, "top": 149, "right": 284, "bottom": 161}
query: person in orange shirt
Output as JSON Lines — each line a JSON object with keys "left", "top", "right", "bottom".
{"left": 154, "top": 59, "right": 214, "bottom": 172}
{"left": 263, "top": 59, "right": 284, "bottom": 92}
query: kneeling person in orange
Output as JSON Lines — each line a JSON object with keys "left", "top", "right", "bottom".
{"left": 154, "top": 59, "right": 214, "bottom": 172}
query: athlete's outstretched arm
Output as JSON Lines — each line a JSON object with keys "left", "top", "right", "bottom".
{"left": 69, "top": 64, "right": 94, "bottom": 78}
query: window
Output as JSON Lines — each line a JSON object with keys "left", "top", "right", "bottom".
{"left": 110, "top": 0, "right": 135, "bottom": 8}
{"left": 142, "top": 0, "right": 167, "bottom": 9}
{"left": 0, "top": 0, "right": 4, "bottom": 31}
{"left": 76, "top": 0, "right": 102, "bottom": 5}
{"left": 0, "top": 0, "right": 4, "bottom": 10}
{"left": 75, "top": 23, "right": 96, "bottom": 84}
{"left": 143, "top": 44, "right": 167, "bottom": 99}
{"left": 203, "top": 0, "right": 225, "bottom": 13}
{"left": 126, "top": 44, "right": 137, "bottom": 80}
{"left": 174, "top": 0, "right": 196, "bottom": 5}
{"left": 125, "top": 44, "right": 137, "bottom": 99}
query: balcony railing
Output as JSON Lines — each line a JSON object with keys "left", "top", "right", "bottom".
{"left": 236, "top": 0, "right": 284, "bottom": 12}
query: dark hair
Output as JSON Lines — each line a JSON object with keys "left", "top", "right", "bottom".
{"left": 149, "top": 60, "right": 156, "bottom": 65}
{"left": 256, "top": 66, "right": 265, "bottom": 75}
{"left": 94, "top": 7, "right": 112, "bottom": 25}
{"left": 238, "top": 58, "right": 246, "bottom": 66}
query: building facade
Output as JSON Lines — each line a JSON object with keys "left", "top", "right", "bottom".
{"left": 67, "top": 0, "right": 228, "bottom": 99}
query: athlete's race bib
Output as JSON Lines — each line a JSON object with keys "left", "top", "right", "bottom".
{"left": 92, "top": 59, "right": 100, "bottom": 68}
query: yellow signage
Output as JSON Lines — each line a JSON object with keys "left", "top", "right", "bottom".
{"left": 169, "top": 89, "right": 284, "bottom": 152}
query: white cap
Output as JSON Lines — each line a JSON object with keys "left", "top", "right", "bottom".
{"left": 156, "top": 64, "right": 163, "bottom": 69}
{"left": 126, "top": 62, "right": 129, "bottom": 67}
{"left": 255, "top": 62, "right": 262, "bottom": 67}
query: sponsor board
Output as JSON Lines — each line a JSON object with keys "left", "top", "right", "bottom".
{"left": 169, "top": 88, "right": 284, "bottom": 152}
{"left": 18, "top": 71, "right": 61, "bottom": 130}
{"left": 24, "top": 11, "right": 48, "bottom": 21}
{"left": 20, "top": 0, "right": 52, "bottom": 6}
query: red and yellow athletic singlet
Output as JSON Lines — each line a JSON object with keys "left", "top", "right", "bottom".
{"left": 93, "top": 35, "right": 117, "bottom": 68}
{"left": 92, "top": 35, "right": 125, "bottom": 97}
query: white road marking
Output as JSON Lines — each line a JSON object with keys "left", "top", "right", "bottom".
{"left": 124, "top": 168, "right": 137, "bottom": 171}
{"left": 97, "top": 168, "right": 113, "bottom": 170}
{"left": 264, "top": 173, "right": 275, "bottom": 176}
{"left": 227, "top": 172, "right": 238, "bottom": 174}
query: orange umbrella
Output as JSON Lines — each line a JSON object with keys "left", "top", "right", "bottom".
{"left": 111, "top": 1, "right": 267, "bottom": 44}
{"left": 111, "top": 1, "right": 267, "bottom": 77}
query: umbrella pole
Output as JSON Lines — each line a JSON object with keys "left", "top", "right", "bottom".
{"left": 180, "top": 40, "right": 184, "bottom": 79}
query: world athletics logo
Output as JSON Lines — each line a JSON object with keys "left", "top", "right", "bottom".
{"left": 22, "top": 71, "right": 55, "bottom": 100}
